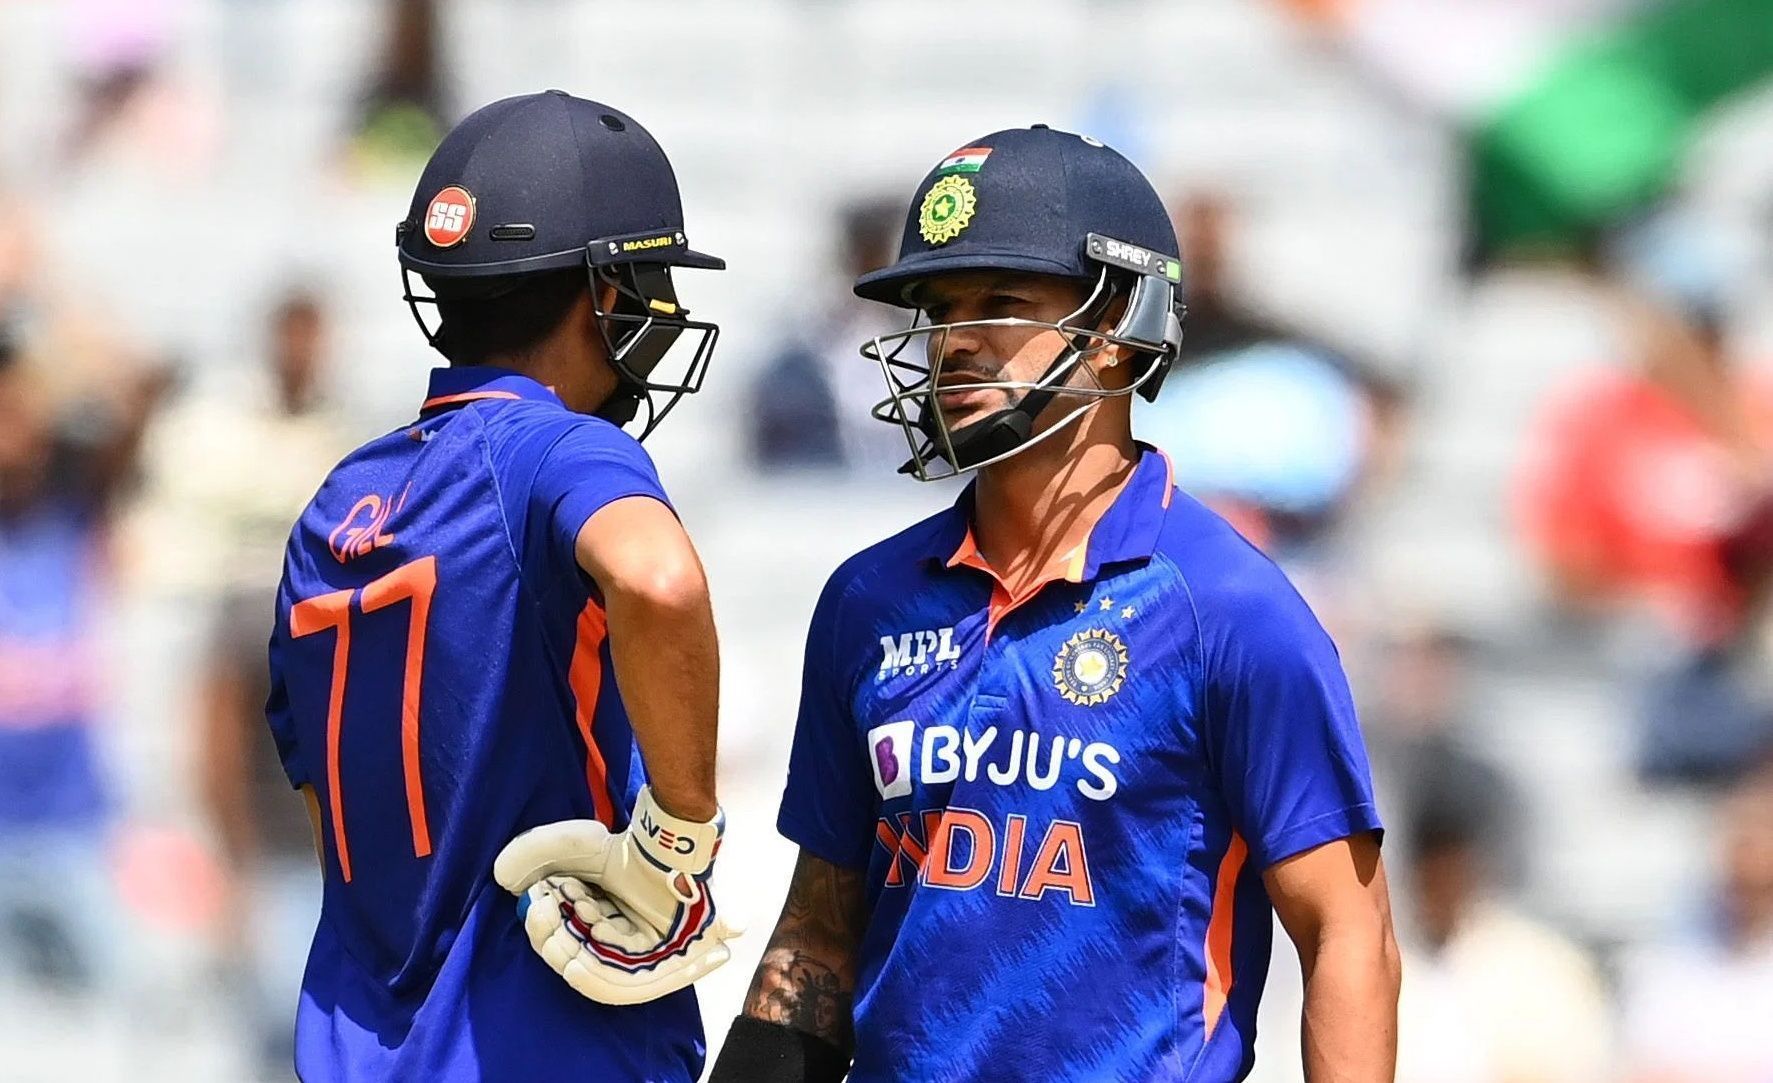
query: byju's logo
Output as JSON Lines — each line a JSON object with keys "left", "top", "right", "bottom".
{"left": 878, "top": 627, "right": 961, "bottom": 679}
{"left": 865, "top": 720, "right": 915, "bottom": 799}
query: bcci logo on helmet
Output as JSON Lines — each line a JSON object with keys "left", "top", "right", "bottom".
{"left": 1052, "top": 628, "right": 1128, "bottom": 706}
{"left": 424, "top": 185, "right": 476, "bottom": 248}
{"left": 918, "top": 174, "right": 977, "bottom": 246}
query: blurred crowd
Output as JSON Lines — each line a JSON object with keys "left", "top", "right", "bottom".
{"left": 3, "top": 1, "right": 1773, "bottom": 1081}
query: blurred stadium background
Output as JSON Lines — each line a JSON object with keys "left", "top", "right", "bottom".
{"left": 2, "top": 0, "right": 1772, "bottom": 1079}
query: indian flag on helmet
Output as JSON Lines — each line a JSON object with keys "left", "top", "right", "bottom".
{"left": 938, "top": 147, "right": 993, "bottom": 174}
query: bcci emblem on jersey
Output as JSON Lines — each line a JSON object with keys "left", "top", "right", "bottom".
{"left": 1052, "top": 628, "right": 1129, "bottom": 706}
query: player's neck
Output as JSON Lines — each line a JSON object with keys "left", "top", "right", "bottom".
{"left": 971, "top": 414, "right": 1137, "bottom": 590}
{"left": 483, "top": 351, "right": 615, "bottom": 415}
{"left": 476, "top": 296, "right": 621, "bottom": 415}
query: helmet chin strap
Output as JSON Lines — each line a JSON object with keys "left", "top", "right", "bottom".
{"left": 587, "top": 276, "right": 669, "bottom": 435}
{"left": 595, "top": 383, "right": 644, "bottom": 427}
{"left": 590, "top": 312, "right": 646, "bottom": 428}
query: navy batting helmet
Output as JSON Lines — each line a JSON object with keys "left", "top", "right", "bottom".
{"left": 857, "top": 125, "right": 1184, "bottom": 480}
{"left": 397, "top": 90, "right": 724, "bottom": 438}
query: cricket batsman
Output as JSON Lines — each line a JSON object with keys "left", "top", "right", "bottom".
{"left": 710, "top": 125, "right": 1401, "bottom": 1082}
{"left": 264, "top": 91, "right": 737, "bottom": 1081}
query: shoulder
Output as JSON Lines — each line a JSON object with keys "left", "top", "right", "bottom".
{"left": 478, "top": 402, "right": 648, "bottom": 463}
{"left": 1154, "top": 490, "right": 1331, "bottom": 661}
{"left": 814, "top": 506, "right": 953, "bottom": 618}
{"left": 793, "top": 508, "right": 953, "bottom": 695}
{"left": 298, "top": 427, "right": 410, "bottom": 507}
{"left": 474, "top": 404, "right": 662, "bottom": 495}
{"left": 801, "top": 507, "right": 954, "bottom": 684}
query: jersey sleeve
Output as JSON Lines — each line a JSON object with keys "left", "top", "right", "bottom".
{"left": 264, "top": 606, "right": 310, "bottom": 790}
{"left": 776, "top": 571, "right": 875, "bottom": 869}
{"left": 1202, "top": 576, "right": 1381, "bottom": 869}
{"left": 528, "top": 419, "right": 673, "bottom": 573}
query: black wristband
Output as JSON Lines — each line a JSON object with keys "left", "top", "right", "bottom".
{"left": 707, "top": 1016, "right": 850, "bottom": 1083}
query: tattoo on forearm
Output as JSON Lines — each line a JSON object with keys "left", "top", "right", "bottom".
{"left": 742, "top": 855, "right": 865, "bottom": 1048}
{"left": 750, "top": 948, "right": 850, "bottom": 1040}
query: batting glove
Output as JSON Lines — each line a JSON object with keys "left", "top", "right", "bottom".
{"left": 493, "top": 787, "right": 739, "bottom": 1005}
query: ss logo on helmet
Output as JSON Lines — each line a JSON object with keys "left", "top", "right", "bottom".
{"left": 424, "top": 186, "right": 476, "bottom": 248}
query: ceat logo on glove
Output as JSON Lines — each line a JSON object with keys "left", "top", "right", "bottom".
{"left": 640, "top": 810, "right": 697, "bottom": 856}
{"left": 424, "top": 185, "right": 476, "bottom": 248}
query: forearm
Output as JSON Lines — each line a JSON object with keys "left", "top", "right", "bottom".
{"left": 740, "top": 854, "right": 864, "bottom": 1051}
{"left": 603, "top": 575, "right": 719, "bottom": 821}
{"left": 713, "top": 926, "right": 856, "bottom": 1083}
{"left": 1298, "top": 925, "right": 1401, "bottom": 1083}
{"left": 744, "top": 936, "right": 856, "bottom": 1049}
{"left": 576, "top": 497, "right": 721, "bottom": 822}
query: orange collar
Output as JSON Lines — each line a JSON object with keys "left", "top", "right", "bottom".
{"left": 939, "top": 447, "right": 1178, "bottom": 636}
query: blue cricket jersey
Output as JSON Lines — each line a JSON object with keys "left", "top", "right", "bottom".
{"left": 266, "top": 367, "right": 703, "bottom": 1082}
{"left": 778, "top": 446, "right": 1382, "bottom": 1083}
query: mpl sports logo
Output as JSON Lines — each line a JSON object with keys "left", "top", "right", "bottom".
{"left": 423, "top": 185, "right": 476, "bottom": 248}
{"left": 878, "top": 626, "right": 961, "bottom": 680}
